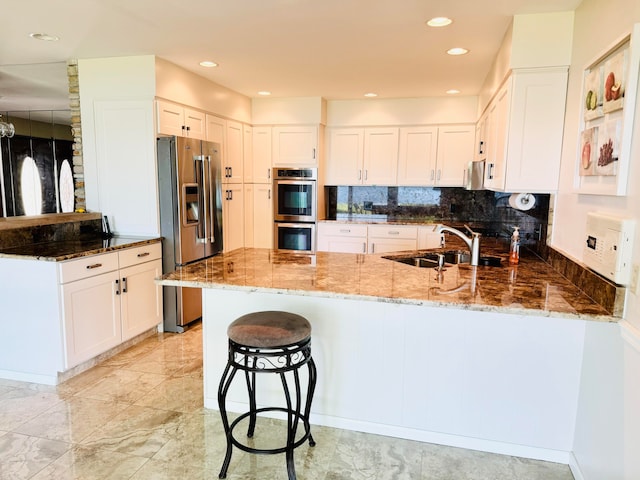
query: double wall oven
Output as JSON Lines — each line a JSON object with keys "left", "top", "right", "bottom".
{"left": 273, "top": 167, "right": 317, "bottom": 253}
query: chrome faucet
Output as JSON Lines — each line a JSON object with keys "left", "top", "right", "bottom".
{"left": 437, "top": 224, "right": 481, "bottom": 266}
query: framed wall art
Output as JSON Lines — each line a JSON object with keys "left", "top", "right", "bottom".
{"left": 575, "top": 23, "right": 640, "bottom": 196}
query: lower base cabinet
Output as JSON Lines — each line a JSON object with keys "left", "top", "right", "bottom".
{"left": 318, "top": 223, "right": 441, "bottom": 254}
{"left": 60, "top": 243, "right": 162, "bottom": 369}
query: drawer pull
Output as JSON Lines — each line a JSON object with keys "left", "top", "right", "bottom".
{"left": 388, "top": 231, "right": 400, "bottom": 235}
{"left": 86, "top": 263, "right": 103, "bottom": 270}
{"left": 339, "top": 229, "right": 351, "bottom": 234}
{"left": 137, "top": 252, "right": 150, "bottom": 258}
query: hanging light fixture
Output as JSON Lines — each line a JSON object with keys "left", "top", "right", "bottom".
{"left": 0, "top": 115, "right": 15, "bottom": 138}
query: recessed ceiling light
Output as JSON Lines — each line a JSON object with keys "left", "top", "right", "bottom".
{"left": 29, "top": 33, "right": 59, "bottom": 42}
{"left": 364, "top": 92, "right": 378, "bottom": 98}
{"left": 447, "top": 47, "right": 469, "bottom": 56}
{"left": 199, "top": 61, "right": 218, "bottom": 68}
{"left": 446, "top": 89, "right": 461, "bottom": 94}
{"left": 257, "top": 91, "right": 271, "bottom": 96}
{"left": 426, "top": 17, "right": 453, "bottom": 27}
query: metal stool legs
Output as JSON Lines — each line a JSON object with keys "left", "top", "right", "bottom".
{"left": 217, "top": 340, "right": 316, "bottom": 480}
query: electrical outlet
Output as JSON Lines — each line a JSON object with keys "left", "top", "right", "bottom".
{"left": 631, "top": 264, "right": 640, "bottom": 295}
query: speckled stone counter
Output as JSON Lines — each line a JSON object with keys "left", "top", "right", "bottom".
{"left": 158, "top": 245, "right": 613, "bottom": 321}
{"left": 0, "top": 236, "right": 161, "bottom": 262}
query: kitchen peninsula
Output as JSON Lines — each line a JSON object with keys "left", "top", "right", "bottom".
{"left": 158, "top": 245, "right": 614, "bottom": 465}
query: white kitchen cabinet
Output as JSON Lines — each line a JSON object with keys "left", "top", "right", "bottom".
{"left": 484, "top": 68, "right": 568, "bottom": 192}
{"left": 397, "top": 126, "right": 438, "bottom": 186}
{"left": 119, "top": 246, "right": 163, "bottom": 341}
{"left": 243, "top": 124, "right": 254, "bottom": 181}
{"left": 326, "top": 128, "right": 365, "bottom": 185}
{"left": 364, "top": 128, "right": 399, "bottom": 185}
{"left": 272, "top": 125, "right": 318, "bottom": 166}
{"left": 60, "top": 255, "right": 122, "bottom": 368}
{"left": 367, "top": 224, "right": 417, "bottom": 254}
{"left": 223, "top": 184, "right": 245, "bottom": 252}
{"left": 206, "top": 114, "right": 225, "bottom": 145}
{"left": 397, "top": 125, "right": 473, "bottom": 187}
{"left": 249, "top": 126, "right": 273, "bottom": 184}
{"left": 317, "top": 223, "right": 368, "bottom": 253}
{"left": 244, "top": 183, "right": 274, "bottom": 249}
{"left": 156, "top": 100, "right": 205, "bottom": 140}
{"left": 223, "top": 120, "right": 244, "bottom": 183}
{"left": 475, "top": 114, "right": 488, "bottom": 162}
{"left": 59, "top": 242, "right": 162, "bottom": 369}
{"left": 418, "top": 225, "right": 444, "bottom": 249}
{"left": 325, "top": 127, "right": 398, "bottom": 185}
{"left": 436, "top": 125, "right": 476, "bottom": 187}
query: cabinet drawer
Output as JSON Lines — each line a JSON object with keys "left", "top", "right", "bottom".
{"left": 319, "top": 223, "right": 368, "bottom": 238}
{"left": 367, "top": 225, "right": 417, "bottom": 239}
{"left": 118, "top": 242, "right": 162, "bottom": 269}
{"left": 58, "top": 252, "right": 119, "bottom": 284}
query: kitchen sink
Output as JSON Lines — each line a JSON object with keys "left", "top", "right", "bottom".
{"left": 384, "top": 250, "right": 502, "bottom": 268}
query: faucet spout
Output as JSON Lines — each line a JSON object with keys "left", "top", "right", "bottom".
{"left": 437, "top": 224, "right": 482, "bottom": 266}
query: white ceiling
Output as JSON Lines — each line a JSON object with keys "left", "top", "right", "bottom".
{"left": 0, "top": 0, "right": 582, "bottom": 116}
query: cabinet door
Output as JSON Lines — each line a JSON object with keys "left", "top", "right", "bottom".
{"left": 504, "top": 69, "right": 568, "bottom": 192}
{"left": 398, "top": 126, "right": 438, "bottom": 186}
{"left": 418, "top": 226, "right": 444, "bottom": 249}
{"left": 120, "top": 259, "right": 163, "bottom": 341}
{"left": 94, "top": 100, "right": 156, "bottom": 236}
{"left": 485, "top": 81, "right": 511, "bottom": 191}
{"left": 317, "top": 223, "right": 368, "bottom": 253}
{"left": 184, "top": 108, "right": 206, "bottom": 140}
{"left": 251, "top": 126, "right": 272, "bottom": 184}
{"left": 156, "top": 100, "right": 184, "bottom": 137}
{"left": 252, "top": 184, "right": 274, "bottom": 248}
{"left": 326, "top": 128, "right": 364, "bottom": 185}
{"left": 223, "top": 184, "right": 245, "bottom": 252}
{"left": 62, "top": 271, "right": 121, "bottom": 368}
{"left": 206, "top": 114, "right": 226, "bottom": 144}
{"left": 363, "top": 128, "right": 399, "bottom": 185}
{"left": 368, "top": 238, "right": 417, "bottom": 254}
{"left": 436, "top": 125, "right": 475, "bottom": 187}
{"left": 243, "top": 125, "right": 254, "bottom": 183}
{"left": 272, "top": 126, "right": 318, "bottom": 166}
{"left": 475, "top": 115, "right": 488, "bottom": 162}
{"left": 224, "top": 120, "right": 244, "bottom": 183}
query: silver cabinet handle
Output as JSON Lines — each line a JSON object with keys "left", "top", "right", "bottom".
{"left": 312, "top": 148, "right": 316, "bottom": 159}
{"left": 267, "top": 169, "right": 271, "bottom": 179}
{"left": 437, "top": 169, "right": 441, "bottom": 181}
{"left": 430, "top": 169, "right": 435, "bottom": 181}
{"left": 340, "top": 229, "right": 351, "bottom": 233}
{"left": 137, "top": 252, "right": 150, "bottom": 258}
{"left": 122, "top": 277, "right": 127, "bottom": 293}
{"left": 371, "top": 243, "right": 375, "bottom": 254}
{"left": 362, "top": 242, "right": 366, "bottom": 253}
{"left": 388, "top": 231, "right": 400, "bottom": 235}
{"left": 86, "top": 263, "right": 102, "bottom": 270}
{"left": 268, "top": 189, "right": 271, "bottom": 200}
{"left": 358, "top": 170, "right": 362, "bottom": 181}
{"left": 115, "top": 279, "right": 120, "bottom": 295}
{"left": 364, "top": 170, "right": 368, "bottom": 181}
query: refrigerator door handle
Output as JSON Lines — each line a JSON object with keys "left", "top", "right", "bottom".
{"left": 205, "top": 155, "right": 216, "bottom": 244}
{"left": 195, "top": 156, "right": 208, "bottom": 244}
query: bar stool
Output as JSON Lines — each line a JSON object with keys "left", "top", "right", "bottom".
{"left": 217, "top": 311, "right": 317, "bottom": 480}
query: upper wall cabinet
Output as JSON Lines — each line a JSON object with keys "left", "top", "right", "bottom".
{"left": 156, "top": 100, "right": 205, "bottom": 140}
{"left": 397, "top": 125, "right": 474, "bottom": 187}
{"left": 224, "top": 120, "right": 244, "bottom": 183}
{"left": 327, "top": 125, "right": 473, "bottom": 187}
{"left": 272, "top": 125, "right": 318, "bottom": 166}
{"left": 326, "top": 127, "right": 399, "bottom": 185}
{"left": 249, "top": 126, "right": 273, "bottom": 183}
{"left": 483, "top": 68, "right": 569, "bottom": 193}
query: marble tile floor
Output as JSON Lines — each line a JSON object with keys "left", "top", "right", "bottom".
{"left": 0, "top": 323, "right": 574, "bottom": 480}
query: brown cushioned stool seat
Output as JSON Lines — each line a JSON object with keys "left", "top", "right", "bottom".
{"left": 227, "top": 311, "right": 311, "bottom": 348}
{"left": 218, "top": 311, "right": 317, "bottom": 480}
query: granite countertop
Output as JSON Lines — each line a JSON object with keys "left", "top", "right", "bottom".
{"left": 157, "top": 244, "right": 613, "bottom": 322}
{"left": 0, "top": 236, "right": 162, "bottom": 262}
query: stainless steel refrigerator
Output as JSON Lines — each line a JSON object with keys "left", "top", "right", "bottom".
{"left": 157, "top": 136, "right": 223, "bottom": 332}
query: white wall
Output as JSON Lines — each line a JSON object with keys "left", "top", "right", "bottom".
{"left": 551, "top": 1, "right": 640, "bottom": 478}
{"left": 155, "top": 57, "right": 251, "bottom": 123}
{"left": 252, "top": 96, "right": 327, "bottom": 125}
{"left": 326, "top": 96, "right": 478, "bottom": 126}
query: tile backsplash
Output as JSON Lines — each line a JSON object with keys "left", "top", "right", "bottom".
{"left": 325, "top": 186, "right": 550, "bottom": 251}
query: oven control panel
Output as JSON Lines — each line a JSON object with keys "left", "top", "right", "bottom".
{"left": 584, "top": 212, "right": 635, "bottom": 285}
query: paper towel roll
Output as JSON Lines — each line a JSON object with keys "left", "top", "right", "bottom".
{"left": 509, "top": 193, "right": 536, "bottom": 211}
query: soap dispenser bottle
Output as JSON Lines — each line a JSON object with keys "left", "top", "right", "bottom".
{"left": 509, "top": 227, "right": 520, "bottom": 265}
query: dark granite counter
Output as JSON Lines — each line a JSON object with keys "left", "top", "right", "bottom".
{"left": 0, "top": 236, "right": 162, "bottom": 262}
{"left": 158, "top": 245, "right": 613, "bottom": 322}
